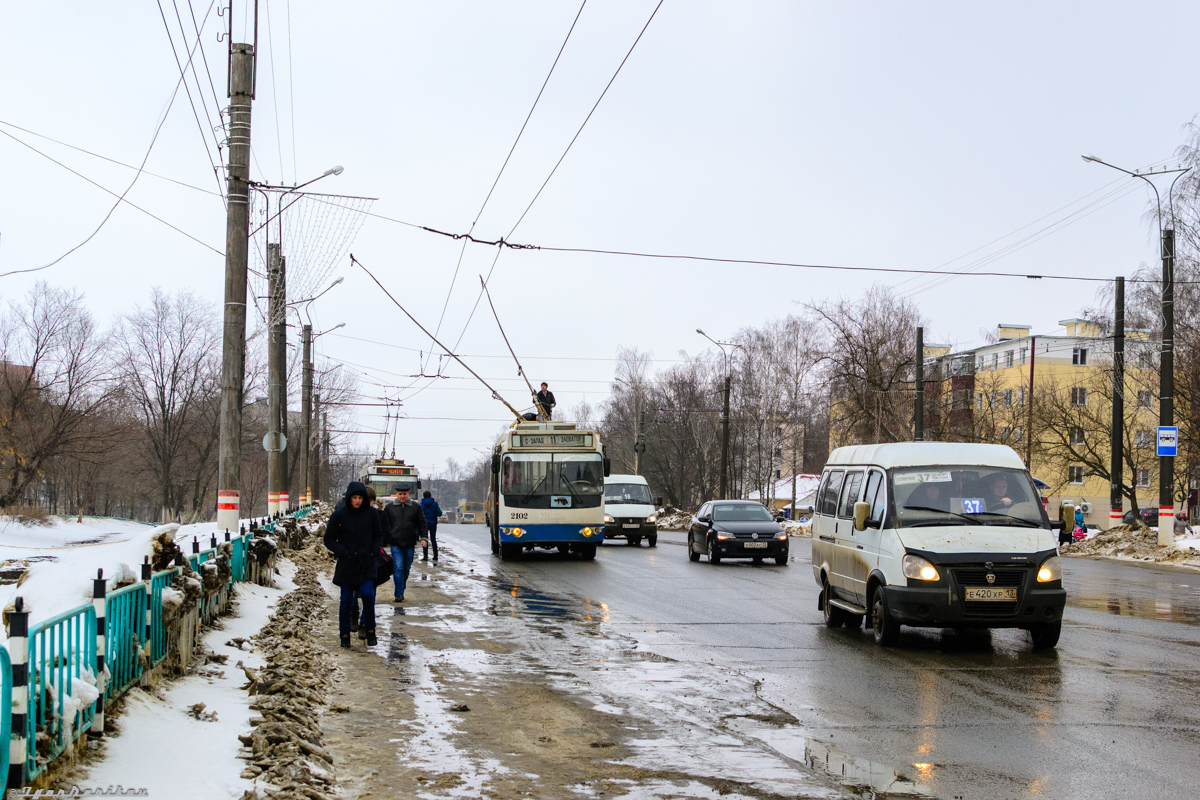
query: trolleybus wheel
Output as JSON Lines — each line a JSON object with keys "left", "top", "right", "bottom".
{"left": 490, "top": 531, "right": 499, "bottom": 555}
{"left": 580, "top": 544, "right": 597, "bottom": 561}
{"left": 500, "top": 543, "right": 520, "bottom": 560}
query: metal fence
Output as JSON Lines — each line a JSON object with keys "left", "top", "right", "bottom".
{"left": 2, "top": 502, "right": 315, "bottom": 790}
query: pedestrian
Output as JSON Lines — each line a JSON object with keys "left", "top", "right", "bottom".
{"left": 420, "top": 490, "right": 443, "bottom": 562}
{"left": 323, "top": 481, "right": 384, "bottom": 648}
{"left": 534, "top": 382, "right": 556, "bottom": 421}
{"left": 383, "top": 486, "right": 428, "bottom": 602}
{"left": 1176, "top": 512, "right": 1191, "bottom": 537}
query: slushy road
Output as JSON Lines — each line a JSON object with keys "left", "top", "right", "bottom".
{"left": 439, "top": 524, "right": 1200, "bottom": 800}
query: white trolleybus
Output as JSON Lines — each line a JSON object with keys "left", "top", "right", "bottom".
{"left": 359, "top": 457, "right": 421, "bottom": 502}
{"left": 487, "top": 421, "right": 610, "bottom": 560}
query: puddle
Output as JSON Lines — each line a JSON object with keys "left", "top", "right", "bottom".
{"left": 1068, "top": 592, "right": 1200, "bottom": 625}
{"left": 748, "top": 728, "right": 932, "bottom": 798}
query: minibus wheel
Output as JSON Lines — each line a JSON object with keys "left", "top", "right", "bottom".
{"left": 871, "top": 586, "right": 900, "bottom": 646}
{"left": 648, "top": 534, "right": 657, "bottom": 547}
{"left": 822, "top": 580, "right": 846, "bottom": 628}
{"left": 1028, "top": 621, "right": 1061, "bottom": 649}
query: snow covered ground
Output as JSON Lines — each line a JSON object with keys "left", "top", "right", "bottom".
{"left": 70, "top": 561, "right": 298, "bottom": 798}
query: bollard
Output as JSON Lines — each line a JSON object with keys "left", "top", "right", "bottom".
{"left": 192, "top": 536, "right": 200, "bottom": 554}
{"left": 141, "top": 557, "right": 153, "bottom": 663}
{"left": 210, "top": 533, "right": 218, "bottom": 550}
{"left": 8, "top": 596, "right": 29, "bottom": 788}
{"left": 90, "top": 569, "right": 107, "bottom": 737}
{"left": 225, "top": 529, "right": 231, "bottom": 542}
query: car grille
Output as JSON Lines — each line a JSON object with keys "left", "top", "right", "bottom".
{"left": 613, "top": 517, "right": 650, "bottom": 526}
{"left": 952, "top": 567, "right": 1028, "bottom": 618}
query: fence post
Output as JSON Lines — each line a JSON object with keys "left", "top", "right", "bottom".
{"left": 192, "top": 537, "right": 199, "bottom": 554}
{"left": 210, "top": 533, "right": 218, "bottom": 550}
{"left": 8, "top": 596, "right": 28, "bottom": 788}
{"left": 90, "top": 570, "right": 106, "bottom": 737}
{"left": 141, "top": 557, "right": 153, "bottom": 666}
{"left": 225, "top": 529, "right": 231, "bottom": 542}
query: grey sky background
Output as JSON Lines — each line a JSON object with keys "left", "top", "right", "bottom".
{"left": 3, "top": 1, "right": 1199, "bottom": 478}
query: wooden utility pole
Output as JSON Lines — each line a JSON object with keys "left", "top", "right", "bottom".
{"left": 216, "top": 42, "right": 255, "bottom": 534}
{"left": 1110, "top": 277, "right": 1125, "bottom": 529}
{"left": 266, "top": 242, "right": 285, "bottom": 515}
{"left": 300, "top": 324, "right": 312, "bottom": 504}
{"left": 322, "top": 410, "right": 331, "bottom": 501}
{"left": 914, "top": 326, "right": 924, "bottom": 441}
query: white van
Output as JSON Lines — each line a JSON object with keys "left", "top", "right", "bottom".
{"left": 602, "top": 474, "right": 658, "bottom": 547}
{"left": 810, "top": 442, "right": 1066, "bottom": 649}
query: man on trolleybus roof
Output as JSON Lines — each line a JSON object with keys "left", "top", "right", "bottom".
{"left": 535, "top": 382, "right": 556, "bottom": 421}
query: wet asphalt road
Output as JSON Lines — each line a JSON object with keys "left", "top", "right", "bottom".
{"left": 437, "top": 524, "right": 1200, "bottom": 800}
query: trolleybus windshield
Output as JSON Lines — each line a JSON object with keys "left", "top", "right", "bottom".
{"left": 502, "top": 453, "right": 603, "bottom": 505}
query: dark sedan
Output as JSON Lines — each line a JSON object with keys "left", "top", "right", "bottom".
{"left": 687, "top": 500, "right": 789, "bottom": 565}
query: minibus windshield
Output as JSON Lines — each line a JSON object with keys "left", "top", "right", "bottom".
{"left": 892, "top": 467, "right": 1045, "bottom": 528}
{"left": 604, "top": 484, "right": 653, "bottom": 504}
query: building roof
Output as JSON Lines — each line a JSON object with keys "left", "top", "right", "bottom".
{"left": 825, "top": 442, "right": 1027, "bottom": 470}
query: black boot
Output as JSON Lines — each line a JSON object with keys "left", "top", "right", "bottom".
{"left": 340, "top": 634, "right": 351, "bottom": 648}
{"left": 365, "top": 629, "right": 377, "bottom": 646}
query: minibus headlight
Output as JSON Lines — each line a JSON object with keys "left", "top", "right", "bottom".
{"left": 1037, "top": 555, "right": 1062, "bottom": 583}
{"left": 902, "top": 554, "right": 940, "bottom": 582}
{"left": 777, "top": 531, "right": 788, "bottom": 540}
{"left": 646, "top": 515, "right": 656, "bottom": 524}
{"left": 603, "top": 514, "right": 613, "bottom": 523}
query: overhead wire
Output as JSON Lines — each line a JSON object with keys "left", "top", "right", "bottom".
{"left": 263, "top": 0, "right": 288, "bottom": 181}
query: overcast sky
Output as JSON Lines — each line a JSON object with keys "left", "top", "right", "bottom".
{"left": 3, "top": 1, "right": 1200, "bottom": 479}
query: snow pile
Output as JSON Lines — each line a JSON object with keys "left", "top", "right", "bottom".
{"left": 782, "top": 519, "right": 812, "bottom": 537}
{"left": 655, "top": 511, "right": 693, "bottom": 531}
{"left": 1060, "top": 523, "right": 1200, "bottom": 567}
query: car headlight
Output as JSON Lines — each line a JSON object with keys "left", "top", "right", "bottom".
{"left": 646, "top": 515, "right": 656, "bottom": 523}
{"left": 716, "top": 532, "right": 730, "bottom": 540}
{"left": 902, "top": 554, "right": 940, "bottom": 581}
{"left": 777, "top": 531, "right": 788, "bottom": 540}
{"left": 603, "top": 514, "right": 613, "bottom": 523}
{"left": 1037, "top": 555, "right": 1062, "bottom": 583}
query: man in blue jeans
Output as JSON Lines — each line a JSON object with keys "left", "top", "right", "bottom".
{"left": 420, "top": 490, "right": 443, "bottom": 562}
{"left": 323, "top": 481, "right": 384, "bottom": 647}
{"left": 383, "top": 487, "right": 428, "bottom": 602}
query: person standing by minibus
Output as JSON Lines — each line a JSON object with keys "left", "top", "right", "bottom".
{"left": 535, "top": 382, "right": 556, "bottom": 421}
{"left": 323, "top": 481, "right": 384, "bottom": 647}
{"left": 384, "top": 487, "right": 428, "bottom": 602}
{"left": 420, "top": 490, "right": 443, "bottom": 562}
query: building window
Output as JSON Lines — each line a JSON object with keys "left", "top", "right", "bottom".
{"left": 1073, "top": 347, "right": 1089, "bottom": 366}
{"left": 1137, "top": 352, "right": 1152, "bottom": 369}
{"left": 1069, "top": 427, "right": 1085, "bottom": 445}
{"left": 1136, "top": 468, "right": 1151, "bottom": 487}
{"left": 1138, "top": 390, "right": 1153, "bottom": 409}
{"left": 1018, "top": 386, "right": 1025, "bottom": 406}
{"left": 1003, "top": 388, "right": 1013, "bottom": 407}
{"left": 990, "top": 353, "right": 999, "bottom": 370}
{"left": 1069, "top": 465, "right": 1086, "bottom": 484}
{"left": 1020, "top": 348, "right": 1027, "bottom": 366}
{"left": 1071, "top": 387, "right": 1088, "bottom": 406}
{"left": 977, "top": 357, "right": 984, "bottom": 371}
{"left": 976, "top": 392, "right": 983, "bottom": 410}
{"left": 1136, "top": 429, "right": 1152, "bottom": 448}
{"left": 775, "top": 469, "right": 781, "bottom": 480}
{"left": 1005, "top": 350, "right": 1014, "bottom": 368}
{"left": 990, "top": 390, "right": 998, "bottom": 408}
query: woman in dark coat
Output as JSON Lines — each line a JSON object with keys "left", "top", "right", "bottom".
{"left": 323, "top": 481, "right": 384, "bottom": 647}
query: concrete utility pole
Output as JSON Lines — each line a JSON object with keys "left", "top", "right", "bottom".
{"left": 1159, "top": 228, "right": 1176, "bottom": 545}
{"left": 1110, "top": 276, "right": 1125, "bottom": 529}
{"left": 216, "top": 42, "right": 255, "bottom": 534}
{"left": 310, "top": 392, "right": 321, "bottom": 502}
{"left": 914, "top": 326, "right": 925, "bottom": 441}
{"left": 266, "top": 242, "right": 285, "bottom": 515}
{"left": 720, "top": 375, "right": 731, "bottom": 499}
{"left": 322, "top": 410, "right": 330, "bottom": 501}
{"left": 300, "top": 324, "right": 312, "bottom": 504}
{"left": 1025, "top": 337, "right": 1036, "bottom": 469}
{"left": 633, "top": 407, "right": 645, "bottom": 475}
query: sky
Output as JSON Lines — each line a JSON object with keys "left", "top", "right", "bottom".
{"left": 3, "top": 1, "right": 1200, "bottom": 479}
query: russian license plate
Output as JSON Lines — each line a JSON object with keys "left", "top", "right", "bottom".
{"left": 744, "top": 542, "right": 769, "bottom": 549}
{"left": 622, "top": 523, "right": 639, "bottom": 528}
{"left": 965, "top": 586, "right": 1017, "bottom": 601}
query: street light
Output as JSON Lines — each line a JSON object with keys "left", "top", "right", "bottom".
{"left": 1083, "top": 153, "right": 1191, "bottom": 546}
{"left": 697, "top": 329, "right": 745, "bottom": 499}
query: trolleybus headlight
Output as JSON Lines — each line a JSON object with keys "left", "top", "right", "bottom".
{"left": 902, "top": 554, "right": 940, "bottom": 581}
{"left": 646, "top": 515, "right": 656, "bottom": 524}
{"left": 507, "top": 527, "right": 525, "bottom": 537}
{"left": 603, "top": 514, "right": 613, "bottom": 523}
{"left": 1037, "top": 555, "right": 1062, "bottom": 583}
{"left": 581, "top": 527, "right": 595, "bottom": 537}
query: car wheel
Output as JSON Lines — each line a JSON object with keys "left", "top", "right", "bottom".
{"left": 627, "top": 536, "right": 641, "bottom": 546}
{"left": 822, "top": 580, "right": 847, "bottom": 628}
{"left": 688, "top": 539, "right": 700, "bottom": 562}
{"left": 580, "top": 544, "right": 597, "bottom": 561}
{"left": 708, "top": 538, "right": 722, "bottom": 564}
{"left": 775, "top": 553, "right": 788, "bottom": 566}
{"left": 648, "top": 534, "right": 657, "bottom": 547}
{"left": 1028, "top": 621, "right": 1061, "bottom": 649}
{"left": 871, "top": 585, "right": 900, "bottom": 646}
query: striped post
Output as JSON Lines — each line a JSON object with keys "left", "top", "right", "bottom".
{"left": 217, "top": 490, "right": 239, "bottom": 542}
{"left": 90, "top": 570, "right": 106, "bottom": 737}
{"left": 1110, "top": 507, "right": 1123, "bottom": 529}
{"left": 8, "top": 596, "right": 28, "bottom": 788}
{"left": 141, "top": 557, "right": 153, "bottom": 664}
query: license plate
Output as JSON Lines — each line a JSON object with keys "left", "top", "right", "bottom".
{"left": 744, "top": 542, "right": 768, "bottom": 549}
{"left": 964, "top": 587, "right": 1017, "bottom": 601}
{"left": 622, "top": 523, "right": 640, "bottom": 528}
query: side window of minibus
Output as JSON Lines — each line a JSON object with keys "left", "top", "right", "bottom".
{"left": 863, "top": 470, "right": 886, "bottom": 527}
{"left": 820, "top": 471, "right": 843, "bottom": 516}
{"left": 838, "top": 471, "right": 864, "bottom": 518}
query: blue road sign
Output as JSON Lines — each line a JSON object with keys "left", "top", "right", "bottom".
{"left": 1157, "top": 426, "right": 1179, "bottom": 457}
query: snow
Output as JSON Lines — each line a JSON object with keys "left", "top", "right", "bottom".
{"left": 78, "top": 559, "right": 297, "bottom": 798}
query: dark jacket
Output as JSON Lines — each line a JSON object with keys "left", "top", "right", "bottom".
{"left": 535, "top": 389, "right": 556, "bottom": 417}
{"left": 323, "top": 481, "right": 384, "bottom": 587}
{"left": 384, "top": 499, "right": 429, "bottom": 547}
{"left": 421, "top": 497, "right": 442, "bottom": 527}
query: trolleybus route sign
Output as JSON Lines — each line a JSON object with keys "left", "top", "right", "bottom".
{"left": 513, "top": 434, "right": 592, "bottom": 447}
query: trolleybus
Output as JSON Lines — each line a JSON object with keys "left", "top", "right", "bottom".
{"left": 487, "top": 421, "right": 609, "bottom": 560}
{"left": 359, "top": 457, "right": 421, "bottom": 501}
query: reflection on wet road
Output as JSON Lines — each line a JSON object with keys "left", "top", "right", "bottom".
{"left": 441, "top": 525, "right": 1200, "bottom": 800}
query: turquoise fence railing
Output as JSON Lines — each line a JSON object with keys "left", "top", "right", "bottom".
{"left": 1, "top": 645, "right": 11, "bottom": 795}
{"left": 230, "top": 535, "right": 247, "bottom": 583}
{"left": 149, "top": 567, "right": 179, "bottom": 665}
{"left": 25, "top": 605, "right": 96, "bottom": 780}
{"left": 104, "top": 582, "right": 146, "bottom": 702}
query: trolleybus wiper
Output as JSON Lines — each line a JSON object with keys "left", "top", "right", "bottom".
{"left": 522, "top": 474, "right": 548, "bottom": 503}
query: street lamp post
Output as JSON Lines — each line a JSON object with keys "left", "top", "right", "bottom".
{"left": 1082, "top": 154, "right": 1190, "bottom": 545}
{"left": 698, "top": 330, "right": 745, "bottom": 499}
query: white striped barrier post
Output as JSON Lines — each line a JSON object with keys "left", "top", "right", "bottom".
{"left": 8, "top": 596, "right": 28, "bottom": 788}
{"left": 141, "top": 557, "right": 153, "bottom": 664}
{"left": 90, "top": 569, "right": 106, "bottom": 737}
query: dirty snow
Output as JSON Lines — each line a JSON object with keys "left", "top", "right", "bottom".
{"left": 1060, "top": 523, "right": 1200, "bottom": 569}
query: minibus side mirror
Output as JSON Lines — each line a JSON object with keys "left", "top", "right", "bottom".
{"left": 491, "top": 454, "right": 500, "bottom": 474}
{"left": 1049, "top": 520, "right": 1065, "bottom": 531}
{"left": 603, "top": 457, "right": 611, "bottom": 477}
{"left": 853, "top": 501, "right": 870, "bottom": 532}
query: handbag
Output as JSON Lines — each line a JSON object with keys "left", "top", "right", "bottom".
{"left": 375, "top": 546, "right": 395, "bottom": 584}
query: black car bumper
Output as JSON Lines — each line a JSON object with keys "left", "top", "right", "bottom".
{"left": 603, "top": 522, "right": 657, "bottom": 539}
{"left": 883, "top": 584, "right": 1066, "bottom": 628}
{"left": 714, "top": 539, "right": 789, "bottom": 558}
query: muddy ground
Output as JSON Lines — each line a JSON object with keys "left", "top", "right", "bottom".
{"left": 316, "top": 555, "right": 871, "bottom": 800}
